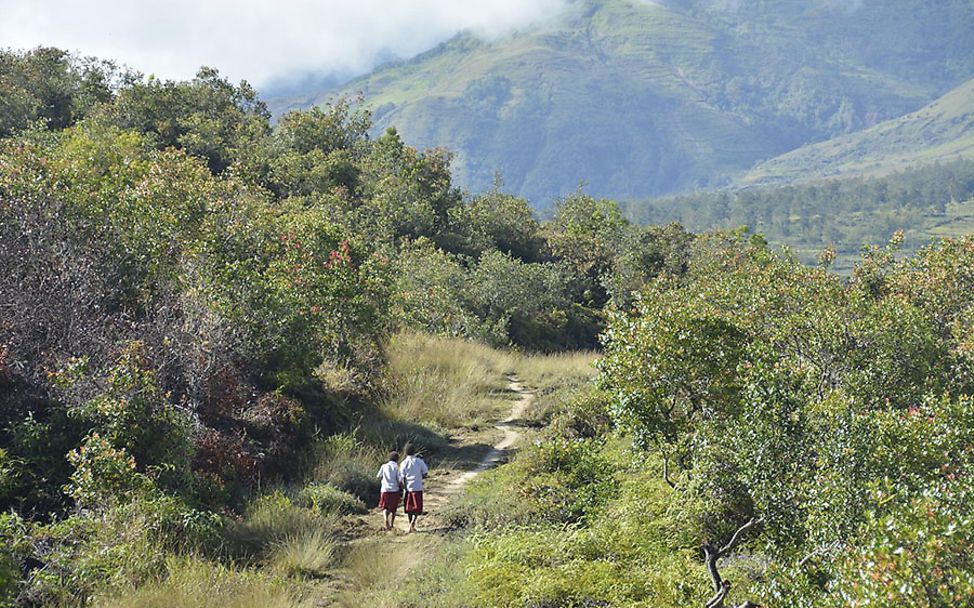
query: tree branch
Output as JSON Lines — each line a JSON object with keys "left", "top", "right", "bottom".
{"left": 719, "top": 517, "right": 764, "bottom": 557}
{"left": 702, "top": 517, "right": 765, "bottom": 608}
{"left": 663, "top": 452, "right": 677, "bottom": 489}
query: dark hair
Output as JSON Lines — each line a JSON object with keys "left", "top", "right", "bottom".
{"left": 404, "top": 443, "right": 415, "bottom": 456}
{"left": 388, "top": 451, "right": 399, "bottom": 462}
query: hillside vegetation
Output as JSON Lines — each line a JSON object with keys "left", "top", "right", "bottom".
{"left": 743, "top": 77, "right": 974, "bottom": 185}
{"left": 2, "top": 41, "right": 974, "bottom": 608}
{"left": 625, "top": 158, "right": 974, "bottom": 271}
{"left": 285, "top": 0, "right": 974, "bottom": 203}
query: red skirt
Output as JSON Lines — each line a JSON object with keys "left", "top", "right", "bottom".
{"left": 378, "top": 491, "right": 401, "bottom": 511}
{"left": 403, "top": 490, "right": 424, "bottom": 514}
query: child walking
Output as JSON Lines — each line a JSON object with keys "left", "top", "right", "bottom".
{"left": 398, "top": 444, "right": 428, "bottom": 533}
{"left": 376, "top": 451, "right": 401, "bottom": 530}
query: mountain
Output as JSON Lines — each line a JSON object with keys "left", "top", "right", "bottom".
{"left": 740, "top": 77, "right": 974, "bottom": 186}
{"left": 286, "top": 0, "right": 974, "bottom": 205}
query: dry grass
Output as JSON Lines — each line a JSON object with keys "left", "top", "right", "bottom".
{"left": 268, "top": 529, "right": 338, "bottom": 578}
{"left": 515, "top": 350, "right": 598, "bottom": 388}
{"left": 515, "top": 350, "right": 599, "bottom": 424}
{"left": 331, "top": 536, "right": 445, "bottom": 608}
{"left": 380, "top": 333, "right": 519, "bottom": 428}
{"left": 226, "top": 491, "right": 340, "bottom": 561}
{"left": 97, "top": 557, "right": 314, "bottom": 608}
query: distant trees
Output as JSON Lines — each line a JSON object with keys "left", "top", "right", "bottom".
{"left": 624, "top": 159, "right": 974, "bottom": 266}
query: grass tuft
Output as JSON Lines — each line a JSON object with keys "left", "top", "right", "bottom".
{"left": 97, "top": 557, "right": 313, "bottom": 608}
{"left": 267, "top": 529, "right": 338, "bottom": 578}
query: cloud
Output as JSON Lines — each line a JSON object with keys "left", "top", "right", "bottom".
{"left": 0, "top": 0, "right": 566, "bottom": 86}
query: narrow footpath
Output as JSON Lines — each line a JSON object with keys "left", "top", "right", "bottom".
{"left": 319, "top": 376, "right": 535, "bottom": 605}
{"left": 413, "top": 375, "right": 534, "bottom": 529}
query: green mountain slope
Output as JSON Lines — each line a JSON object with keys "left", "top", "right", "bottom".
{"left": 293, "top": 0, "right": 974, "bottom": 204}
{"left": 741, "top": 77, "right": 974, "bottom": 185}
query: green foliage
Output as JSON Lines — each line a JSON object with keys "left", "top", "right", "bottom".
{"left": 14, "top": 495, "right": 223, "bottom": 606}
{"left": 625, "top": 159, "right": 974, "bottom": 271}
{"left": 0, "top": 512, "right": 27, "bottom": 608}
{"left": 0, "top": 47, "right": 117, "bottom": 137}
{"left": 598, "top": 231, "right": 974, "bottom": 604}
{"left": 56, "top": 342, "right": 194, "bottom": 494}
{"left": 65, "top": 434, "right": 151, "bottom": 510}
{"left": 297, "top": 482, "right": 366, "bottom": 516}
{"left": 392, "top": 239, "right": 579, "bottom": 348}
{"left": 831, "top": 481, "right": 974, "bottom": 607}
{"left": 106, "top": 67, "right": 270, "bottom": 173}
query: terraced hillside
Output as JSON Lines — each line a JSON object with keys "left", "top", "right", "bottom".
{"left": 286, "top": 0, "right": 974, "bottom": 204}
{"left": 742, "top": 77, "right": 974, "bottom": 185}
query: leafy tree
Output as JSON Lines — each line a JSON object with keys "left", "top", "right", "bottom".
{"left": 599, "top": 231, "right": 974, "bottom": 605}
{"left": 0, "top": 47, "right": 117, "bottom": 138}
{"left": 106, "top": 67, "right": 270, "bottom": 173}
{"left": 544, "top": 192, "right": 628, "bottom": 306}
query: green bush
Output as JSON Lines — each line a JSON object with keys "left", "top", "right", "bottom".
{"left": 0, "top": 513, "right": 27, "bottom": 608}
{"left": 312, "top": 434, "right": 381, "bottom": 506}
{"left": 18, "top": 493, "right": 222, "bottom": 607}
{"left": 226, "top": 491, "right": 337, "bottom": 562}
{"left": 297, "top": 482, "right": 365, "bottom": 515}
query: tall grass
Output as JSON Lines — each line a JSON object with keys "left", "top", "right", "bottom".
{"left": 332, "top": 536, "right": 449, "bottom": 608}
{"left": 268, "top": 529, "right": 338, "bottom": 578}
{"left": 380, "top": 333, "right": 519, "bottom": 428}
{"left": 515, "top": 350, "right": 599, "bottom": 424}
{"left": 97, "top": 557, "right": 314, "bottom": 608}
{"left": 225, "top": 491, "right": 340, "bottom": 561}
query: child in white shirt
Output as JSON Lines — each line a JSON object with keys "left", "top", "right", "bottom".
{"left": 375, "top": 452, "right": 401, "bottom": 530}
{"left": 398, "top": 444, "right": 429, "bottom": 533}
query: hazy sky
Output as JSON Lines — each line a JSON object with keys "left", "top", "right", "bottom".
{"left": 0, "top": 0, "right": 566, "bottom": 88}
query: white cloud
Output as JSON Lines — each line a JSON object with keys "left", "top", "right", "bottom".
{"left": 0, "top": 0, "right": 566, "bottom": 86}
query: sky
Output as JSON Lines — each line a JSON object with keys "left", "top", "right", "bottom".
{"left": 0, "top": 0, "right": 566, "bottom": 89}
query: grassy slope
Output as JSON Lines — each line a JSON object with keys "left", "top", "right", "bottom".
{"left": 300, "top": 0, "right": 955, "bottom": 204}
{"left": 743, "top": 77, "right": 974, "bottom": 185}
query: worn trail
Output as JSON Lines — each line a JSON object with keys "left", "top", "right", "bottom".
{"left": 419, "top": 375, "right": 533, "bottom": 519}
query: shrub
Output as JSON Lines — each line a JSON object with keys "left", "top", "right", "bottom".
{"left": 226, "top": 491, "right": 337, "bottom": 561}
{"left": 297, "top": 482, "right": 365, "bottom": 516}
{"left": 65, "top": 433, "right": 152, "bottom": 510}
{"left": 0, "top": 513, "right": 27, "bottom": 608}
{"left": 13, "top": 493, "right": 223, "bottom": 606}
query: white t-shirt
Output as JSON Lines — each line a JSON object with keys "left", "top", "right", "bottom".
{"left": 398, "top": 455, "right": 428, "bottom": 492}
{"left": 376, "top": 461, "right": 400, "bottom": 492}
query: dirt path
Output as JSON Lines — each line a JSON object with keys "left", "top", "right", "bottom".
{"left": 416, "top": 375, "right": 533, "bottom": 524}
{"left": 323, "top": 375, "right": 534, "bottom": 604}
{"left": 341, "top": 375, "right": 532, "bottom": 538}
